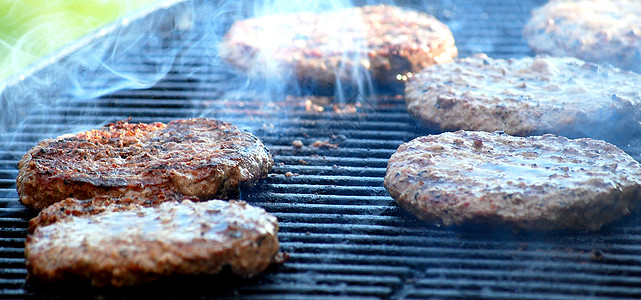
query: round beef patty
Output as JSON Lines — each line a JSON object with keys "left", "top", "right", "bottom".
{"left": 220, "top": 5, "right": 457, "bottom": 89}
{"left": 523, "top": 0, "right": 641, "bottom": 73}
{"left": 25, "top": 199, "right": 280, "bottom": 286}
{"left": 404, "top": 55, "right": 641, "bottom": 143}
{"left": 17, "top": 118, "right": 274, "bottom": 210}
{"left": 384, "top": 131, "right": 641, "bottom": 231}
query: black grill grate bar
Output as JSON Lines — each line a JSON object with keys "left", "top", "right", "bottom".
{"left": 1, "top": 151, "right": 32, "bottom": 159}
{"left": 254, "top": 193, "right": 393, "bottom": 206}
{"left": 0, "top": 238, "right": 25, "bottom": 244}
{"left": 282, "top": 236, "right": 615, "bottom": 262}
{"left": 260, "top": 203, "right": 395, "bottom": 216}
{"left": 282, "top": 242, "right": 609, "bottom": 263}
{"left": 0, "top": 268, "right": 27, "bottom": 276}
{"left": 0, "top": 197, "right": 18, "bottom": 204}
{"left": 0, "top": 211, "right": 28, "bottom": 220}
{"left": 275, "top": 229, "right": 637, "bottom": 250}
{"left": 234, "top": 283, "right": 391, "bottom": 297}
{"left": 0, "top": 198, "right": 19, "bottom": 204}
{"left": 0, "top": 220, "right": 26, "bottom": 227}
{"left": 272, "top": 155, "right": 389, "bottom": 168}
{"left": 267, "top": 273, "right": 402, "bottom": 286}
{"left": 272, "top": 213, "right": 398, "bottom": 225}
{"left": 405, "top": 290, "right": 613, "bottom": 300}
{"left": 266, "top": 139, "right": 406, "bottom": 150}
{"left": 287, "top": 253, "right": 641, "bottom": 276}
{"left": 413, "top": 279, "right": 641, "bottom": 298}
{"left": 280, "top": 262, "right": 411, "bottom": 276}
{"left": 277, "top": 221, "right": 448, "bottom": 235}
{"left": 265, "top": 175, "right": 383, "bottom": 186}
{"left": 270, "top": 147, "right": 394, "bottom": 159}
{"left": 0, "top": 258, "right": 24, "bottom": 268}
{"left": 0, "top": 221, "right": 28, "bottom": 233}
{"left": 0, "top": 278, "right": 24, "bottom": 285}
{"left": 0, "top": 247, "right": 24, "bottom": 257}
{"left": 266, "top": 129, "right": 416, "bottom": 141}
{"left": 0, "top": 252, "right": 24, "bottom": 261}
{"left": 0, "top": 180, "right": 15, "bottom": 187}
{"left": 265, "top": 184, "right": 387, "bottom": 196}
{"left": 419, "top": 268, "right": 641, "bottom": 287}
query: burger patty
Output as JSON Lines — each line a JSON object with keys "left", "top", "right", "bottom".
{"left": 523, "top": 0, "right": 641, "bottom": 73}
{"left": 404, "top": 55, "right": 641, "bottom": 143}
{"left": 17, "top": 118, "right": 274, "bottom": 210}
{"left": 25, "top": 199, "right": 280, "bottom": 286}
{"left": 220, "top": 5, "right": 457, "bottom": 89}
{"left": 384, "top": 131, "right": 641, "bottom": 231}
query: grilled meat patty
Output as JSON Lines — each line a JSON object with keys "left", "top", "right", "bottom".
{"left": 221, "top": 5, "right": 457, "bottom": 89}
{"left": 405, "top": 55, "right": 641, "bottom": 144}
{"left": 17, "top": 118, "right": 274, "bottom": 210}
{"left": 523, "top": 0, "right": 641, "bottom": 73}
{"left": 25, "top": 199, "right": 280, "bottom": 287}
{"left": 384, "top": 131, "right": 641, "bottom": 231}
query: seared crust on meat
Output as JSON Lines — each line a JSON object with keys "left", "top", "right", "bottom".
{"left": 523, "top": 0, "right": 641, "bottom": 73}
{"left": 384, "top": 131, "right": 641, "bottom": 231}
{"left": 405, "top": 55, "right": 641, "bottom": 142}
{"left": 17, "top": 118, "right": 274, "bottom": 210}
{"left": 221, "top": 5, "right": 457, "bottom": 88}
{"left": 25, "top": 199, "right": 280, "bottom": 287}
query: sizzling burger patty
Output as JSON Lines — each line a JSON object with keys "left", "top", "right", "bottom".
{"left": 404, "top": 55, "right": 641, "bottom": 143}
{"left": 25, "top": 199, "right": 280, "bottom": 287}
{"left": 523, "top": 0, "right": 641, "bottom": 73}
{"left": 221, "top": 5, "right": 457, "bottom": 89}
{"left": 17, "top": 118, "right": 273, "bottom": 210}
{"left": 384, "top": 131, "right": 641, "bottom": 231}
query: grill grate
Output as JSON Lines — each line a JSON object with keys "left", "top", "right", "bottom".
{"left": 5, "top": 0, "right": 641, "bottom": 299}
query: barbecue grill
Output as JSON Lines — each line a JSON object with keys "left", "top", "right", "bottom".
{"left": 3, "top": 0, "right": 641, "bottom": 299}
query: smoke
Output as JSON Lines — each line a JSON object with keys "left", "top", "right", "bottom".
{"left": 0, "top": 0, "right": 433, "bottom": 153}
{"left": 0, "top": 0, "right": 450, "bottom": 201}
{"left": 0, "top": 0, "right": 193, "bottom": 150}
{"left": 194, "top": 0, "right": 379, "bottom": 112}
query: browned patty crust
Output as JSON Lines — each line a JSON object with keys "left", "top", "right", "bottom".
{"left": 25, "top": 199, "right": 280, "bottom": 287}
{"left": 384, "top": 131, "right": 641, "bottom": 231}
{"left": 17, "top": 118, "right": 274, "bottom": 210}
{"left": 405, "top": 55, "right": 641, "bottom": 142}
{"left": 523, "top": 0, "right": 641, "bottom": 73}
{"left": 221, "top": 5, "right": 457, "bottom": 88}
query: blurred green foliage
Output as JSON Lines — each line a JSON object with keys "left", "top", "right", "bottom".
{"left": 0, "top": 0, "right": 156, "bottom": 81}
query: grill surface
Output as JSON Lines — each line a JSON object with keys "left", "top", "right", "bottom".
{"left": 3, "top": 0, "right": 641, "bottom": 299}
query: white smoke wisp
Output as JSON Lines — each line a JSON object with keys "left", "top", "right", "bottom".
{"left": 0, "top": 0, "right": 194, "bottom": 155}
{"left": 197, "top": 0, "right": 389, "bottom": 121}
